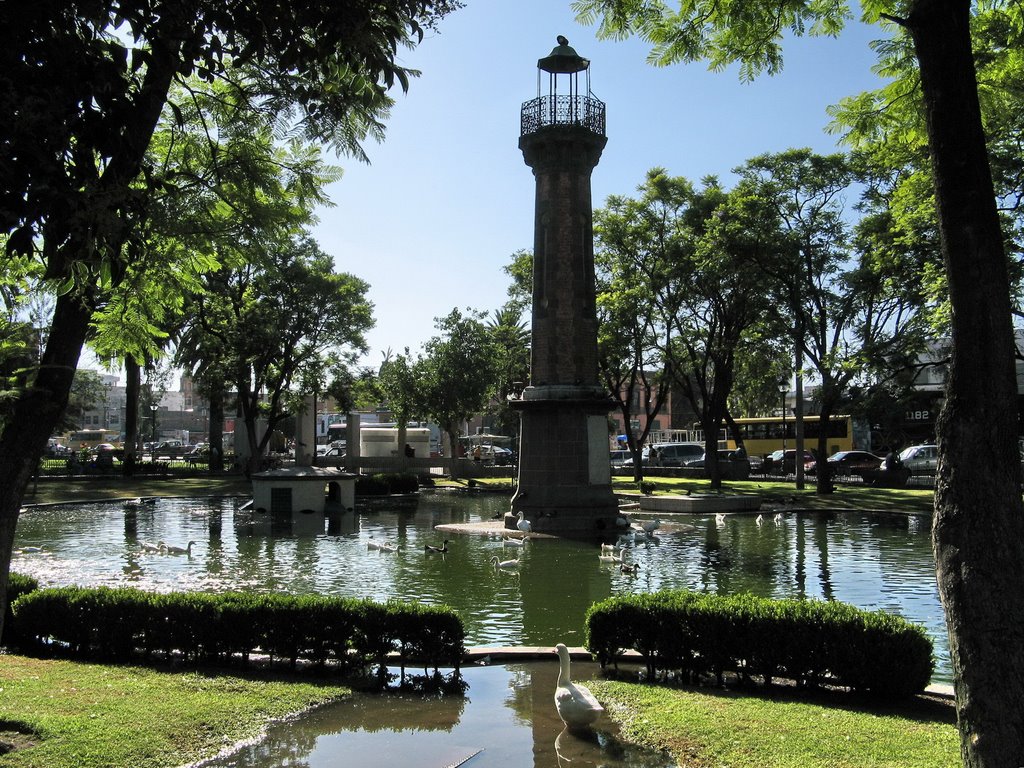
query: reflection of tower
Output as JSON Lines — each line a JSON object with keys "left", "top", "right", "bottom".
{"left": 508, "top": 37, "right": 620, "bottom": 536}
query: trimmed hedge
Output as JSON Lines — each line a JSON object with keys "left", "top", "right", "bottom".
{"left": 2, "top": 572, "right": 39, "bottom": 646}
{"left": 10, "top": 586, "right": 464, "bottom": 683}
{"left": 584, "top": 590, "right": 933, "bottom": 698}
{"left": 356, "top": 472, "right": 420, "bottom": 496}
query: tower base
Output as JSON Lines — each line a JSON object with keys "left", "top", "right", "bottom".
{"left": 507, "top": 386, "right": 624, "bottom": 538}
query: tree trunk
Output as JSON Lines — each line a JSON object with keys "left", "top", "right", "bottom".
{"left": 0, "top": 291, "right": 93, "bottom": 641}
{"left": 908, "top": 0, "right": 1024, "bottom": 764}
{"left": 209, "top": 389, "right": 225, "bottom": 472}
{"left": 122, "top": 356, "right": 141, "bottom": 477}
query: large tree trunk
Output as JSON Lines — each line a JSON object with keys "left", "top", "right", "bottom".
{"left": 0, "top": 291, "right": 92, "bottom": 641}
{"left": 908, "top": 0, "right": 1024, "bottom": 764}
{"left": 122, "top": 356, "right": 141, "bottom": 476}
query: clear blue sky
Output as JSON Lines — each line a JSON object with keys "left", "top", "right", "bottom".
{"left": 311, "top": 1, "right": 888, "bottom": 368}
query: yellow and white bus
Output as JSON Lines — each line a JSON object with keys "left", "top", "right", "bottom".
{"left": 66, "top": 429, "right": 120, "bottom": 451}
{"left": 692, "top": 415, "right": 857, "bottom": 457}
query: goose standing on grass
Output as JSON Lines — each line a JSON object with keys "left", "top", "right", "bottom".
{"left": 161, "top": 541, "right": 197, "bottom": 556}
{"left": 424, "top": 539, "right": 449, "bottom": 554}
{"left": 554, "top": 643, "right": 603, "bottom": 731}
{"left": 491, "top": 555, "right": 520, "bottom": 570}
{"left": 516, "top": 511, "right": 532, "bottom": 535}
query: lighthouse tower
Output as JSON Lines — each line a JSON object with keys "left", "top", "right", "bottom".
{"left": 507, "top": 37, "right": 621, "bottom": 536}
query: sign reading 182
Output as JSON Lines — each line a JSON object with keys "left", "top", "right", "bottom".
{"left": 906, "top": 410, "right": 931, "bottom": 421}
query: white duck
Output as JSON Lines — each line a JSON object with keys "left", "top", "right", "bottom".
{"left": 755, "top": 514, "right": 765, "bottom": 526}
{"left": 554, "top": 643, "right": 603, "bottom": 731}
{"left": 599, "top": 542, "right": 616, "bottom": 552}
{"left": 139, "top": 541, "right": 163, "bottom": 553}
{"left": 502, "top": 535, "right": 526, "bottom": 547}
{"left": 161, "top": 540, "right": 197, "bottom": 556}
{"left": 367, "top": 536, "right": 393, "bottom": 551}
{"left": 491, "top": 555, "right": 520, "bottom": 570}
{"left": 516, "top": 511, "right": 532, "bottom": 534}
{"left": 639, "top": 517, "right": 661, "bottom": 535}
{"left": 598, "top": 547, "right": 624, "bottom": 564}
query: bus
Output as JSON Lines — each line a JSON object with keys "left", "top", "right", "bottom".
{"left": 692, "top": 415, "right": 857, "bottom": 459}
{"left": 66, "top": 429, "right": 120, "bottom": 451}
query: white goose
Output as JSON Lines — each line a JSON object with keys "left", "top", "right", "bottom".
{"left": 516, "top": 511, "right": 532, "bottom": 535}
{"left": 491, "top": 555, "right": 520, "bottom": 570}
{"left": 554, "top": 643, "right": 603, "bottom": 730}
{"left": 502, "top": 535, "right": 526, "bottom": 547}
{"left": 639, "top": 517, "right": 661, "bottom": 535}
{"left": 598, "top": 547, "right": 624, "bottom": 564}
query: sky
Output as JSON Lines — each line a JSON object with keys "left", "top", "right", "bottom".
{"left": 310, "top": 0, "right": 890, "bottom": 369}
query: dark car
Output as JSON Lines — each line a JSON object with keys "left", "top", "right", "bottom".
{"left": 807, "top": 450, "right": 882, "bottom": 476}
{"left": 763, "top": 449, "right": 815, "bottom": 475}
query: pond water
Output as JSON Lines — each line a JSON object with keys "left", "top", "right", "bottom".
{"left": 11, "top": 491, "right": 948, "bottom": 684}
{"left": 197, "top": 659, "right": 675, "bottom": 768}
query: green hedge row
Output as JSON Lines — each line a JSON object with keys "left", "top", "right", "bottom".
{"left": 10, "top": 586, "right": 464, "bottom": 681}
{"left": 356, "top": 472, "right": 420, "bottom": 495}
{"left": 584, "top": 590, "right": 933, "bottom": 698}
{"left": 2, "top": 572, "right": 39, "bottom": 646}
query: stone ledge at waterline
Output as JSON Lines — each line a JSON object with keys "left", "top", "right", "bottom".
{"left": 634, "top": 493, "right": 763, "bottom": 514}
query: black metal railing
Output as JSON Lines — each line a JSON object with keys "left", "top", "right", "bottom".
{"left": 521, "top": 94, "right": 605, "bottom": 137}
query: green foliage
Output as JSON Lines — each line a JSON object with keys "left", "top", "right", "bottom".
{"left": 10, "top": 586, "right": 464, "bottom": 681}
{"left": 413, "top": 308, "right": 500, "bottom": 451}
{"left": 356, "top": 472, "right": 420, "bottom": 495}
{"left": 585, "top": 589, "right": 933, "bottom": 698}
{"left": 573, "top": 0, "right": 852, "bottom": 80}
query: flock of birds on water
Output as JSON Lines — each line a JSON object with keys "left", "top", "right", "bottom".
{"left": 357, "top": 511, "right": 685, "bottom": 576}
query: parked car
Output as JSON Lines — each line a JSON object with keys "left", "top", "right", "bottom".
{"left": 625, "top": 442, "right": 705, "bottom": 467}
{"left": 684, "top": 449, "right": 742, "bottom": 468}
{"left": 897, "top": 444, "right": 939, "bottom": 472}
{"left": 609, "top": 449, "right": 632, "bottom": 468}
{"left": 807, "top": 450, "right": 882, "bottom": 476}
{"left": 475, "top": 444, "right": 514, "bottom": 465}
{"left": 763, "top": 449, "right": 815, "bottom": 475}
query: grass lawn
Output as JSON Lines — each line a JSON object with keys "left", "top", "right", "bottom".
{"left": 589, "top": 679, "right": 960, "bottom": 768}
{"left": 22, "top": 475, "right": 252, "bottom": 507}
{"left": 0, "top": 654, "right": 349, "bottom": 768}
{"left": 441, "top": 475, "right": 936, "bottom": 515}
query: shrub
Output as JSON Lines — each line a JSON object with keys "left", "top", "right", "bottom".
{"left": 11, "top": 586, "right": 464, "bottom": 685}
{"left": 2, "top": 572, "right": 39, "bottom": 648}
{"left": 585, "top": 590, "right": 933, "bottom": 699}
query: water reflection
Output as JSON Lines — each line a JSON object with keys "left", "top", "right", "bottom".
{"left": 198, "top": 662, "right": 674, "bottom": 768}
{"left": 11, "top": 493, "right": 948, "bottom": 682}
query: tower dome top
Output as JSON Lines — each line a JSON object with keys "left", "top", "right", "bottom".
{"left": 538, "top": 35, "right": 590, "bottom": 74}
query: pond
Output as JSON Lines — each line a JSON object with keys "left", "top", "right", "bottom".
{"left": 11, "top": 491, "right": 948, "bottom": 684}
{"left": 197, "top": 659, "right": 676, "bottom": 768}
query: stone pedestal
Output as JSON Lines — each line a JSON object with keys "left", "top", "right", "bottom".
{"left": 509, "top": 386, "right": 621, "bottom": 535}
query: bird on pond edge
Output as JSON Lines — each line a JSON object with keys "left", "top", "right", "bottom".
{"left": 554, "top": 643, "right": 603, "bottom": 731}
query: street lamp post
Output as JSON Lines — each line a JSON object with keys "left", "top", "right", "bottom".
{"left": 779, "top": 381, "right": 789, "bottom": 475}
{"left": 150, "top": 404, "right": 158, "bottom": 442}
